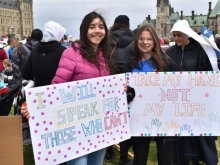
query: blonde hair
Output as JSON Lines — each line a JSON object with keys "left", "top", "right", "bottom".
{"left": 163, "top": 37, "right": 170, "bottom": 44}
{"left": 10, "top": 38, "right": 19, "bottom": 48}
{"left": 3, "top": 59, "right": 12, "bottom": 69}
{"left": 12, "top": 42, "right": 23, "bottom": 59}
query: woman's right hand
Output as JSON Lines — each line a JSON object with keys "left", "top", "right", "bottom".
{"left": 127, "top": 86, "right": 135, "bottom": 104}
{"left": 21, "top": 105, "right": 30, "bottom": 119}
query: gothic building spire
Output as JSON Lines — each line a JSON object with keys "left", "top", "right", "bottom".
{"left": 156, "top": 0, "right": 169, "bottom": 7}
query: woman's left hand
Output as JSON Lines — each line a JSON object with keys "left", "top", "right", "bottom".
{"left": 21, "top": 105, "right": 30, "bottom": 119}
{"left": 124, "top": 80, "right": 128, "bottom": 92}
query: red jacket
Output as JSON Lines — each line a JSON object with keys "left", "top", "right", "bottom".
{"left": 0, "top": 48, "right": 8, "bottom": 71}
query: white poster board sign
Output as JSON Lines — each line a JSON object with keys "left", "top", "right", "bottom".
{"left": 26, "top": 74, "right": 130, "bottom": 165}
{"left": 127, "top": 71, "right": 220, "bottom": 137}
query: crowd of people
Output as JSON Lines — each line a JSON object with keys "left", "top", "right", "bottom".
{"left": 0, "top": 10, "right": 220, "bottom": 165}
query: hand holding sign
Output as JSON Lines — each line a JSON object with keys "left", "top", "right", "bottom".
{"left": 145, "top": 118, "right": 162, "bottom": 135}
{"left": 162, "top": 120, "right": 180, "bottom": 135}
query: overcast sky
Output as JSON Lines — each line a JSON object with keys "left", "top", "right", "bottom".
{"left": 33, "top": 0, "right": 218, "bottom": 38}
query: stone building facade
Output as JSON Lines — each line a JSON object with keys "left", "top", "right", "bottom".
{"left": 142, "top": 0, "right": 220, "bottom": 38}
{"left": 0, "top": 0, "right": 33, "bottom": 38}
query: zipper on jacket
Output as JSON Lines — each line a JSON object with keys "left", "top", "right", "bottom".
{"left": 180, "top": 46, "right": 184, "bottom": 68}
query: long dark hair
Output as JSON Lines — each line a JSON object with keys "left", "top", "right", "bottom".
{"left": 132, "top": 25, "right": 166, "bottom": 71}
{"left": 72, "top": 11, "right": 114, "bottom": 74}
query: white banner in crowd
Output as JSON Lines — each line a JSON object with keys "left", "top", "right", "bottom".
{"left": 127, "top": 71, "right": 220, "bottom": 137}
{"left": 26, "top": 74, "right": 130, "bottom": 165}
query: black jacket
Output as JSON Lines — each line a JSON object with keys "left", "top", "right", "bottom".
{"left": 3, "top": 68, "right": 13, "bottom": 84}
{"left": 110, "top": 28, "right": 136, "bottom": 103}
{"left": 166, "top": 38, "right": 213, "bottom": 71}
{"left": 22, "top": 41, "right": 66, "bottom": 87}
{"left": 167, "top": 38, "right": 217, "bottom": 164}
{"left": 13, "top": 40, "right": 39, "bottom": 79}
{"left": 110, "top": 28, "right": 134, "bottom": 73}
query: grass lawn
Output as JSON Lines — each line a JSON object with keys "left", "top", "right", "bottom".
{"left": 9, "top": 107, "right": 220, "bottom": 165}
{"left": 22, "top": 142, "right": 157, "bottom": 165}
{"left": 21, "top": 136, "right": 220, "bottom": 165}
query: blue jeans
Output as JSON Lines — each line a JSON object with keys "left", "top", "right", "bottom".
{"left": 67, "top": 148, "right": 106, "bottom": 165}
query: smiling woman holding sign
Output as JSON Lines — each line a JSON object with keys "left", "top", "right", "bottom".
{"left": 122, "top": 24, "right": 182, "bottom": 165}
{"left": 51, "top": 11, "right": 116, "bottom": 165}
{"left": 21, "top": 11, "right": 131, "bottom": 165}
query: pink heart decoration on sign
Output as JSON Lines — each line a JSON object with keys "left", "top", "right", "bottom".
{"left": 205, "top": 93, "right": 209, "bottom": 97}
{"left": 138, "top": 94, "right": 143, "bottom": 98}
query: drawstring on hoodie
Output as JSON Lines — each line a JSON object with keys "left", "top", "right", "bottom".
{"left": 180, "top": 46, "right": 184, "bottom": 68}
{"left": 180, "top": 40, "right": 190, "bottom": 68}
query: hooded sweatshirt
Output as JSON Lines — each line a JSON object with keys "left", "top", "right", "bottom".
{"left": 22, "top": 41, "right": 66, "bottom": 87}
{"left": 110, "top": 28, "right": 134, "bottom": 67}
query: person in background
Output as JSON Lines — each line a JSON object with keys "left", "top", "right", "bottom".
{"left": 107, "top": 14, "right": 134, "bottom": 165}
{"left": 22, "top": 21, "right": 66, "bottom": 87}
{"left": 160, "top": 37, "right": 169, "bottom": 53}
{"left": 13, "top": 29, "right": 43, "bottom": 80}
{"left": 110, "top": 15, "right": 134, "bottom": 73}
{"left": 163, "top": 37, "right": 170, "bottom": 45}
{"left": 0, "top": 43, "right": 8, "bottom": 72}
{"left": 61, "top": 35, "right": 68, "bottom": 48}
{"left": 215, "top": 34, "right": 220, "bottom": 69}
{"left": 215, "top": 34, "right": 220, "bottom": 49}
{"left": 166, "top": 19, "right": 217, "bottom": 165}
{"left": 12, "top": 42, "right": 23, "bottom": 59}
{"left": 159, "top": 38, "right": 164, "bottom": 45}
{"left": 122, "top": 24, "right": 181, "bottom": 165}
{"left": 4, "top": 38, "right": 11, "bottom": 58}
{"left": 8, "top": 37, "right": 18, "bottom": 61}
{"left": 3, "top": 59, "right": 13, "bottom": 84}
{"left": 7, "top": 38, "right": 11, "bottom": 46}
